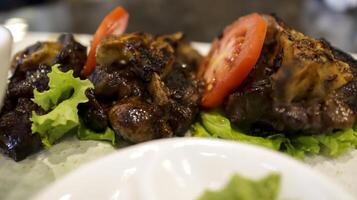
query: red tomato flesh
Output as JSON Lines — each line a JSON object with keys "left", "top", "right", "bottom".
{"left": 199, "top": 13, "right": 268, "bottom": 108}
{"left": 82, "top": 7, "right": 129, "bottom": 77}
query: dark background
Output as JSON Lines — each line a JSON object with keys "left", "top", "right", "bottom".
{"left": 0, "top": 0, "right": 357, "bottom": 51}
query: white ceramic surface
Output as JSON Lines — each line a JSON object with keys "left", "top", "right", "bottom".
{"left": 0, "top": 33, "right": 357, "bottom": 200}
{"left": 0, "top": 26, "right": 12, "bottom": 107}
{"left": 33, "top": 138, "right": 355, "bottom": 200}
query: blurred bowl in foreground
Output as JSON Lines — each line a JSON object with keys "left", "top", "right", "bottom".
{"left": 0, "top": 26, "right": 12, "bottom": 108}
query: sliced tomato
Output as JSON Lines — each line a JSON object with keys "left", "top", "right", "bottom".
{"left": 82, "top": 6, "right": 129, "bottom": 77}
{"left": 199, "top": 13, "right": 267, "bottom": 108}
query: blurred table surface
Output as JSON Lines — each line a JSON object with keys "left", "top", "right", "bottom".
{"left": 0, "top": 0, "right": 356, "bottom": 52}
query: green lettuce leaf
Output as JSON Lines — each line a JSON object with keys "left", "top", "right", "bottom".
{"left": 193, "top": 112, "right": 357, "bottom": 158}
{"left": 198, "top": 112, "right": 283, "bottom": 150}
{"left": 77, "top": 121, "right": 116, "bottom": 145}
{"left": 192, "top": 123, "right": 212, "bottom": 138}
{"left": 283, "top": 129, "right": 357, "bottom": 158}
{"left": 196, "top": 173, "right": 280, "bottom": 200}
{"left": 315, "top": 128, "right": 357, "bottom": 157}
{"left": 31, "top": 64, "right": 94, "bottom": 147}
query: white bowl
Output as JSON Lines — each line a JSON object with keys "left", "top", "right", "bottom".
{"left": 0, "top": 26, "right": 12, "bottom": 107}
{"left": 32, "top": 138, "right": 355, "bottom": 200}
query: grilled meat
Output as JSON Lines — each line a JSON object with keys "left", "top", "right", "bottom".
{"left": 0, "top": 34, "right": 87, "bottom": 161}
{"left": 89, "top": 32, "right": 202, "bottom": 143}
{"left": 89, "top": 64, "right": 147, "bottom": 100}
{"left": 7, "top": 64, "right": 52, "bottom": 100}
{"left": 0, "top": 98, "right": 45, "bottom": 161}
{"left": 108, "top": 97, "right": 172, "bottom": 143}
{"left": 78, "top": 89, "right": 108, "bottom": 132}
{"left": 11, "top": 34, "right": 86, "bottom": 77}
{"left": 225, "top": 15, "right": 357, "bottom": 135}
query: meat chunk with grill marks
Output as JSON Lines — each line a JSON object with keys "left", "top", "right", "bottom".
{"left": 225, "top": 15, "right": 357, "bottom": 135}
{"left": 90, "top": 32, "right": 202, "bottom": 143}
{"left": 11, "top": 34, "right": 86, "bottom": 77}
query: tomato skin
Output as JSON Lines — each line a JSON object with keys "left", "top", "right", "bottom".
{"left": 82, "top": 7, "right": 129, "bottom": 77}
{"left": 199, "top": 13, "right": 267, "bottom": 108}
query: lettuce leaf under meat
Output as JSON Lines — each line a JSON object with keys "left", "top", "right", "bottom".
{"left": 192, "top": 112, "right": 357, "bottom": 159}
{"left": 77, "top": 121, "right": 116, "bottom": 145}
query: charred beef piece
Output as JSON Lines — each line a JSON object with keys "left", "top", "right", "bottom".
{"left": 108, "top": 97, "right": 172, "bottom": 142}
{"left": 329, "top": 45, "right": 357, "bottom": 114}
{"left": 78, "top": 89, "right": 108, "bottom": 132}
{"left": 225, "top": 15, "right": 357, "bottom": 135}
{"left": 90, "top": 32, "right": 202, "bottom": 143}
{"left": 53, "top": 34, "right": 87, "bottom": 76}
{"left": 11, "top": 42, "right": 62, "bottom": 73}
{"left": 0, "top": 34, "right": 87, "bottom": 161}
{"left": 90, "top": 65, "right": 147, "bottom": 101}
{"left": 11, "top": 34, "right": 86, "bottom": 77}
{"left": 6, "top": 64, "right": 52, "bottom": 100}
{"left": 0, "top": 99, "right": 45, "bottom": 161}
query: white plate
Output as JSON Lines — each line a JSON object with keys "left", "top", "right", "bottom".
{"left": 0, "top": 32, "right": 357, "bottom": 200}
{"left": 32, "top": 138, "right": 354, "bottom": 200}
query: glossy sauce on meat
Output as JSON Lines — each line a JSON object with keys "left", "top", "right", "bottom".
{"left": 88, "top": 32, "right": 202, "bottom": 143}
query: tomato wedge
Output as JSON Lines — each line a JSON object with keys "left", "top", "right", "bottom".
{"left": 199, "top": 13, "right": 267, "bottom": 108}
{"left": 82, "top": 6, "right": 129, "bottom": 77}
